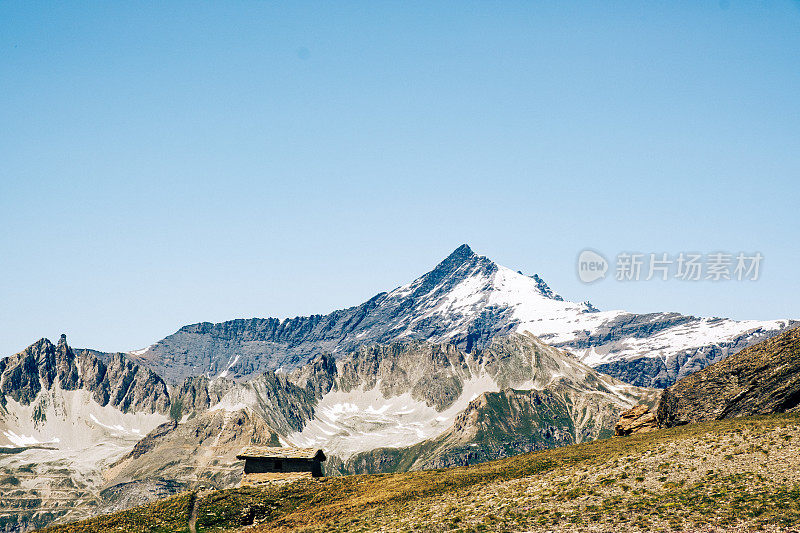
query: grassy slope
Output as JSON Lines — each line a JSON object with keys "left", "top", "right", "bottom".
{"left": 39, "top": 413, "right": 800, "bottom": 533}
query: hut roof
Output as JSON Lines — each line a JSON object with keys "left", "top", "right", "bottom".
{"left": 236, "top": 446, "right": 326, "bottom": 461}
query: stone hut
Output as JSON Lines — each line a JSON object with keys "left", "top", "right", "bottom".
{"left": 236, "top": 446, "right": 326, "bottom": 485}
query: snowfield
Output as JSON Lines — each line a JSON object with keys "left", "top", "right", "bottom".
{"left": 284, "top": 373, "right": 501, "bottom": 457}
{"left": 386, "top": 259, "right": 789, "bottom": 368}
{"left": 0, "top": 388, "right": 167, "bottom": 450}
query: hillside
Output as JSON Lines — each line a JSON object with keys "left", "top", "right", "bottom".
{"left": 38, "top": 413, "right": 800, "bottom": 533}
{"left": 658, "top": 325, "right": 800, "bottom": 427}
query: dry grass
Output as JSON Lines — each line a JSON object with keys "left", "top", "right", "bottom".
{"left": 39, "top": 413, "right": 800, "bottom": 533}
{"left": 37, "top": 491, "right": 194, "bottom": 533}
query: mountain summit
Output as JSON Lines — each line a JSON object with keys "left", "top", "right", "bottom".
{"left": 129, "top": 245, "right": 794, "bottom": 388}
{"left": 438, "top": 243, "right": 479, "bottom": 268}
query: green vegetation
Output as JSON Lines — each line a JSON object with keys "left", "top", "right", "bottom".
{"left": 39, "top": 413, "right": 800, "bottom": 533}
{"left": 38, "top": 492, "right": 194, "bottom": 533}
{"left": 170, "top": 398, "right": 184, "bottom": 422}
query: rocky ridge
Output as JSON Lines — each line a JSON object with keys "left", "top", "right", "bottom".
{"left": 126, "top": 245, "right": 795, "bottom": 388}
{"left": 0, "top": 335, "right": 169, "bottom": 419}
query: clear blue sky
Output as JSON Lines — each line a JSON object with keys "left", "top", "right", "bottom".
{"left": 1, "top": 1, "right": 799, "bottom": 356}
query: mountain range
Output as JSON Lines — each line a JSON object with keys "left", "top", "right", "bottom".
{"left": 0, "top": 244, "right": 795, "bottom": 532}
{"left": 128, "top": 244, "right": 794, "bottom": 388}
{"left": 0, "top": 332, "right": 651, "bottom": 532}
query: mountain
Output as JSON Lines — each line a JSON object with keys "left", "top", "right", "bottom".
{"left": 657, "top": 325, "right": 800, "bottom": 427}
{"left": 285, "top": 333, "right": 649, "bottom": 460}
{"left": 128, "top": 244, "right": 795, "bottom": 388}
{"left": 0, "top": 336, "right": 171, "bottom": 532}
{"left": 0, "top": 335, "right": 170, "bottom": 446}
{"left": 1, "top": 330, "right": 649, "bottom": 531}
{"left": 38, "top": 413, "right": 800, "bottom": 533}
{"left": 4, "top": 246, "right": 795, "bottom": 531}
{"left": 111, "top": 333, "right": 653, "bottom": 488}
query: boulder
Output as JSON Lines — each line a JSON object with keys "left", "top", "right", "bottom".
{"left": 614, "top": 405, "right": 658, "bottom": 436}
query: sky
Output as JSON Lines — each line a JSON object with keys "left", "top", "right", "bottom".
{"left": 1, "top": 1, "right": 799, "bottom": 356}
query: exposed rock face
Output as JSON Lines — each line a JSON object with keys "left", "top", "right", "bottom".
{"left": 86, "top": 352, "right": 171, "bottom": 414}
{"left": 0, "top": 337, "right": 171, "bottom": 533}
{"left": 281, "top": 333, "right": 654, "bottom": 460}
{"left": 0, "top": 335, "right": 76, "bottom": 405}
{"left": 121, "top": 420, "right": 177, "bottom": 461}
{"left": 287, "top": 353, "right": 337, "bottom": 400}
{"left": 218, "top": 372, "right": 316, "bottom": 434}
{"left": 332, "top": 341, "right": 471, "bottom": 411}
{"left": 173, "top": 375, "right": 234, "bottom": 413}
{"left": 171, "top": 372, "right": 315, "bottom": 436}
{"left": 126, "top": 244, "right": 794, "bottom": 388}
{"left": 102, "top": 408, "right": 277, "bottom": 513}
{"left": 657, "top": 326, "right": 800, "bottom": 428}
{"left": 0, "top": 336, "right": 170, "bottom": 414}
{"left": 614, "top": 405, "right": 658, "bottom": 436}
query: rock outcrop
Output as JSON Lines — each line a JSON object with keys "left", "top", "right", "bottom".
{"left": 614, "top": 405, "right": 658, "bottom": 436}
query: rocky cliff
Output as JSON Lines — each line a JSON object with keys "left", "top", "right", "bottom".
{"left": 0, "top": 335, "right": 169, "bottom": 417}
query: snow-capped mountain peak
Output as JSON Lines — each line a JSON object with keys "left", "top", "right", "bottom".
{"left": 132, "top": 244, "right": 796, "bottom": 388}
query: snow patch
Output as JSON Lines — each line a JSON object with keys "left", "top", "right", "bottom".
{"left": 2, "top": 431, "right": 59, "bottom": 447}
{"left": 128, "top": 345, "right": 154, "bottom": 356}
{"left": 284, "top": 373, "right": 501, "bottom": 458}
{"left": 217, "top": 354, "right": 240, "bottom": 379}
